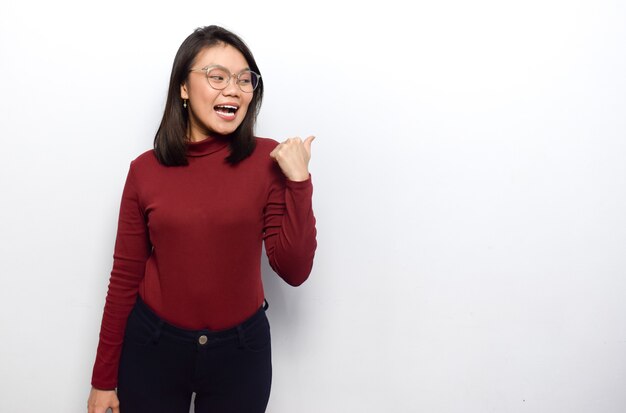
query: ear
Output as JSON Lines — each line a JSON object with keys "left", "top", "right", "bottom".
{"left": 180, "top": 82, "right": 189, "bottom": 100}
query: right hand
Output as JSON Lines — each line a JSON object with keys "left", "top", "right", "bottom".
{"left": 269, "top": 136, "right": 315, "bottom": 182}
{"left": 87, "top": 387, "right": 120, "bottom": 413}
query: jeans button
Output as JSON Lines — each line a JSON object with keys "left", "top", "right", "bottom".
{"left": 198, "top": 335, "right": 208, "bottom": 345}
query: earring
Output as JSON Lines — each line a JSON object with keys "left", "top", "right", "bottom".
{"left": 183, "top": 99, "right": 188, "bottom": 108}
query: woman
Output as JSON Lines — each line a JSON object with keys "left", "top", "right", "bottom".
{"left": 87, "top": 25, "right": 317, "bottom": 413}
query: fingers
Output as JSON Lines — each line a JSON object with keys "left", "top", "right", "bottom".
{"left": 87, "top": 388, "right": 119, "bottom": 413}
{"left": 270, "top": 137, "right": 306, "bottom": 160}
{"left": 269, "top": 145, "right": 278, "bottom": 159}
{"left": 87, "top": 404, "right": 102, "bottom": 413}
{"left": 303, "top": 135, "right": 315, "bottom": 155}
{"left": 272, "top": 136, "right": 315, "bottom": 149}
{"left": 282, "top": 137, "right": 302, "bottom": 146}
{"left": 269, "top": 135, "right": 315, "bottom": 181}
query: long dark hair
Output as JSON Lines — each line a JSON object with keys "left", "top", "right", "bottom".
{"left": 154, "top": 26, "right": 264, "bottom": 166}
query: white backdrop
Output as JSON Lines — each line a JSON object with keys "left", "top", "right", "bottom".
{"left": 1, "top": 0, "right": 625, "bottom": 412}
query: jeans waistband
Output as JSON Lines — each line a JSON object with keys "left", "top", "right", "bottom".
{"left": 133, "top": 295, "right": 269, "bottom": 345}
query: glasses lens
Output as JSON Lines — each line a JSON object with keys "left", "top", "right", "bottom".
{"left": 206, "top": 67, "right": 230, "bottom": 90}
{"left": 237, "top": 70, "right": 259, "bottom": 93}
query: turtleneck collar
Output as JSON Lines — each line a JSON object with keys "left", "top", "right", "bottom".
{"left": 186, "top": 136, "right": 230, "bottom": 157}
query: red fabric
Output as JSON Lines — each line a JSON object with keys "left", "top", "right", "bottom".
{"left": 91, "top": 137, "right": 317, "bottom": 389}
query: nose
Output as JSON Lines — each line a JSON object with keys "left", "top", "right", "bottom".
{"left": 221, "top": 75, "right": 240, "bottom": 95}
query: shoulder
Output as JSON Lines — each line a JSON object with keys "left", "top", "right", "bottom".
{"left": 125, "top": 149, "right": 161, "bottom": 184}
{"left": 254, "top": 136, "right": 280, "bottom": 153}
{"left": 249, "top": 136, "right": 280, "bottom": 165}
{"left": 133, "top": 149, "right": 157, "bottom": 163}
{"left": 129, "top": 149, "right": 159, "bottom": 169}
{"left": 251, "top": 137, "right": 284, "bottom": 181}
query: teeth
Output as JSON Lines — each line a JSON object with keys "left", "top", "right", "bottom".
{"left": 215, "top": 105, "right": 238, "bottom": 113}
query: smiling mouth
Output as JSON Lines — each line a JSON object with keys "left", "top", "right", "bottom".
{"left": 214, "top": 105, "right": 239, "bottom": 116}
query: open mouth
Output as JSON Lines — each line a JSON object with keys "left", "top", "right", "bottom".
{"left": 214, "top": 104, "right": 239, "bottom": 118}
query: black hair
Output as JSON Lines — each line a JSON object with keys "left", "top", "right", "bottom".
{"left": 153, "top": 25, "right": 264, "bottom": 166}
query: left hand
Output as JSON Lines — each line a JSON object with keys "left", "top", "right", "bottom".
{"left": 269, "top": 136, "right": 315, "bottom": 182}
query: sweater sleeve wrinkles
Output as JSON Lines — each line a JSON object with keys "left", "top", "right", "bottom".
{"left": 91, "top": 161, "right": 152, "bottom": 389}
{"left": 263, "top": 169, "right": 317, "bottom": 286}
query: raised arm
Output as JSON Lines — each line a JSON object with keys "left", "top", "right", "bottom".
{"left": 263, "top": 137, "right": 317, "bottom": 285}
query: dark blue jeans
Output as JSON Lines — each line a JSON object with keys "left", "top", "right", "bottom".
{"left": 117, "top": 296, "right": 272, "bottom": 413}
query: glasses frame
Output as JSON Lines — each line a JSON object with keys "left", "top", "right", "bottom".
{"left": 189, "top": 65, "right": 261, "bottom": 93}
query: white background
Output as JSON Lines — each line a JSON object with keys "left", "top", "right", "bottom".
{"left": 1, "top": 0, "right": 625, "bottom": 412}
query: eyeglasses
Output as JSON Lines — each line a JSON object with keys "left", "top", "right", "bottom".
{"left": 189, "top": 65, "right": 261, "bottom": 93}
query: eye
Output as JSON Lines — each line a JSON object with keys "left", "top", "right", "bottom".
{"left": 237, "top": 73, "right": 252, "bottom": 84}
{"left": 207, "top": 68, "right": 229, "bottom": 83}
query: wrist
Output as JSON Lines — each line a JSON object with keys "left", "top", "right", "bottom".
{"left": 287, "top": 172, "right": 310, "bottom": 182}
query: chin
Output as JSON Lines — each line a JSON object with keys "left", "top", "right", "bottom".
{"left": 215, "top": 123, "right": 244, "bottom": 136}
{"left": 212, "top": 127, "right": 238, "bottom": 136}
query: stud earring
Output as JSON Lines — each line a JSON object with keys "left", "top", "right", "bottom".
{"left": 183, "top": 99, "right": 188, "bottom": 108}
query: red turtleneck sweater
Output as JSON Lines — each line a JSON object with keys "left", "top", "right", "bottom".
{"left": 91, "top": 137, "right": 317, "bottom": 389}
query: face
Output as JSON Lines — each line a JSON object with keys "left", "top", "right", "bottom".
{"left": 181, "top": 44, "right": 254, "bottom": 141}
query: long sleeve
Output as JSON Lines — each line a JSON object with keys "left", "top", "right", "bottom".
{"left": 90, "top": 137, "right": 318, "bottom": 389}
{"left": 91, "top": 162, "right": 152, "bottom": 389}
{"left": 263, "top": 167, "right": 317, "bottom": 286}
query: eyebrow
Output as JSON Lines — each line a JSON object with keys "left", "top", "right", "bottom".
{"left": 201, "top": 64, "right": 251, "bottom": 72}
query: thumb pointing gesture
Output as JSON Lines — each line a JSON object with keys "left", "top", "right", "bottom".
{"left": 303, "top": 135, "right": 315, "bottom": 157}
{"left": 270, "top": 135, "right": 316, "bottom": 182}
